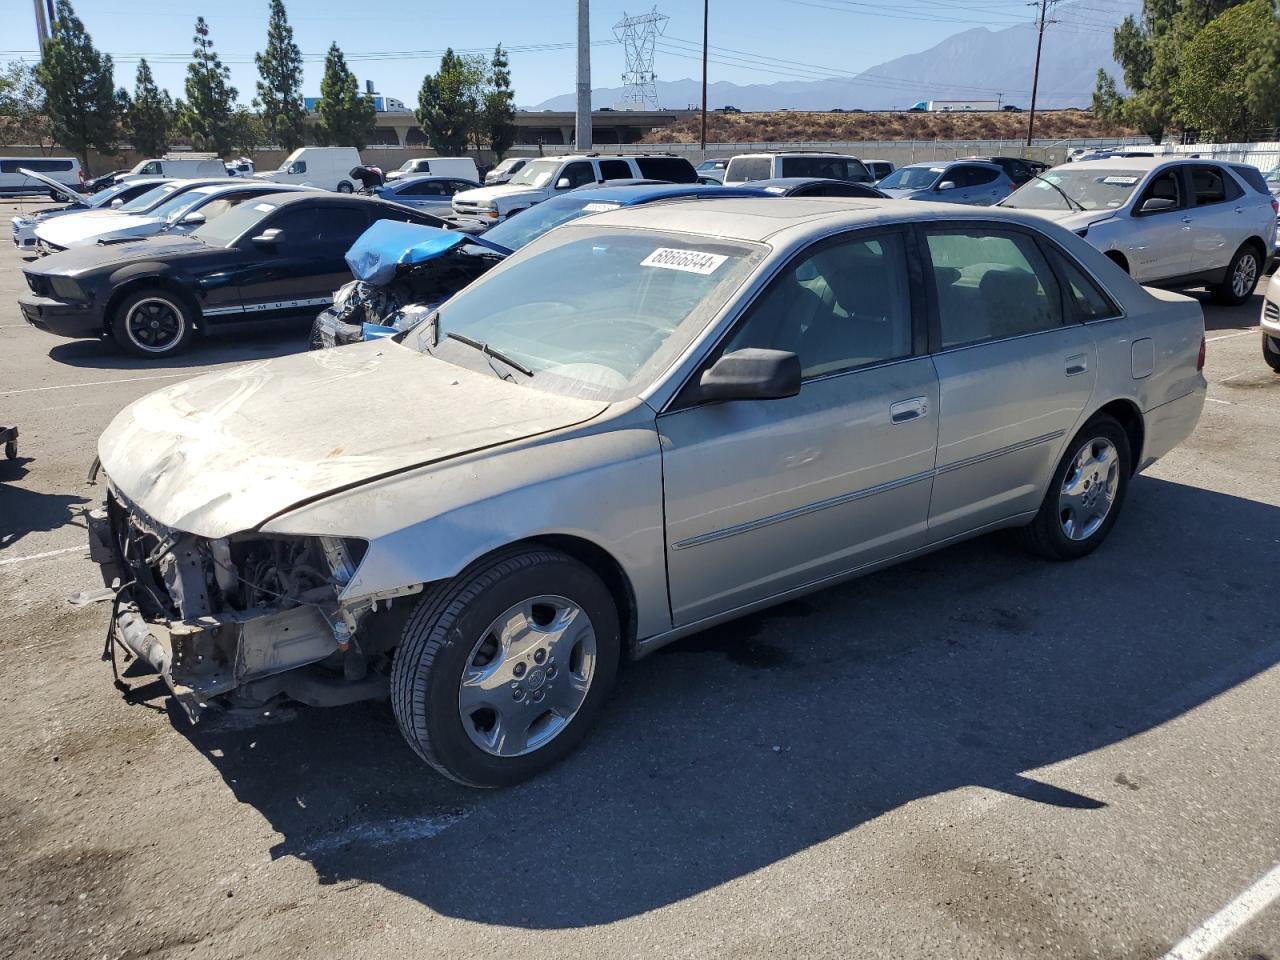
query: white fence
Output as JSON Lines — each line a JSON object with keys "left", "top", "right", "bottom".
{"left": 1170, "top": 141, "right": 1280, "bottom": 171}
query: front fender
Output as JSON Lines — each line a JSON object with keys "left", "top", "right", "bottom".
{"left": 260, "top": 402, "right": 671, "bottom": 638}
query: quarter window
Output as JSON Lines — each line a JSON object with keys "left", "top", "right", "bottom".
{"left": 723, "top": 232, "right": 914, "bottom": 378}
{"left": 925, "top": 230, "right": 1064, "bottom": 347}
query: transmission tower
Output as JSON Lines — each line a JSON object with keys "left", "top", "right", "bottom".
{"left": 613, "top": 7, "right": 669, "bottom": 110}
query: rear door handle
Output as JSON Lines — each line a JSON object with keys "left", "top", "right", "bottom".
{"left": 890, "top": 396, "right": 928, "bottom": 423}
{"left": 1065, "top": 354, "right": 1088, "bottom": 376}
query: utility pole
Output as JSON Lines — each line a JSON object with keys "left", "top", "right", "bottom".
{"left": 576, "top": 0, "right": 592, "bottom": 151}
{"left": 1025, "top": 0, "right": 1057, "bottom": 146}
{"left": 700, "top": 0, "right": 709, "bottom": 151}
{"left": 32, "top": 0, "right": 51, "bottom": 52}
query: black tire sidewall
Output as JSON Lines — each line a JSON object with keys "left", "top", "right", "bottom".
{"left": 396, "top": 552, "right": 620, "bottom": 787}
{"left": 1033, "top": 416, "right": 1132, "bottom": 560}
{"left": 1216, "top": 247, "right": 1261, "bottom": 306}
{"left": 111, "top": 288, "right": 195, "bottom": 358}
{"left": 1264, "top": 333, "right": 1280, "bottom": 373}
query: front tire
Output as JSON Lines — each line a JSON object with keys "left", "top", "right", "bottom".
{"left": 110, "top": 288, "right": 196, "bottom": 358}
{"left": 391, "top": 547, "right": 621, "bottom": 787}
{"left": 1019, "top": 415, "right": 1132, "bottom": 560}
{"left": 1264, "top": 333, "right": 1280, "bottom": 373}
{"left": 1212, "top": 244, "right": 1262, "bottom": 306}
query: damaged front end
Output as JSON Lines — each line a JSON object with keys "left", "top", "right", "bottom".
{"left": 88, "top": 487, "right": 411, "bottom": 720}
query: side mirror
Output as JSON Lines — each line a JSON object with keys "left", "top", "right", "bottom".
{"left": 179, "top": 211, "right": 205, "bottom": 226}
{"left": 698, "top": 348, "right": 801, "bottom": 403}
{"left": 936, "top": 180, "right": 957, "bottom": 192}
{"left": 251, "top": 228, "right": 284, "bottom": 248}
{"left": 555, "top": 177, "right": 572, "bottom": 189}
{"left": 1138, "top": 197, "right": 1176, "bottom": 214}
{"left": 109, "top": 198, "right": 124, "bottom": 208}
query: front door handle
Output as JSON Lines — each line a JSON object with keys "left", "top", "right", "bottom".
{"left": 1065, "top": 354, "right": 1088, "bottom": 376}
{"left": 1181, "top": 216, "right": 1194, "bottom": 225}
{"left": 890, "top": 396, "right": 928, "bottom": 423}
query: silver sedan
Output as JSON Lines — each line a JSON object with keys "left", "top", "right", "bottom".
{"left": 89, "top": 199, "right": 1207, "bottom": 787}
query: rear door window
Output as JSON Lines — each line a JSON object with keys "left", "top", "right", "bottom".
{"left": 725, "top": 156, "right": 772, "bottom": 182}
{"left": 598, "top": 159, "right": 633, "bottom": 181}
{"left": 1190, "top": 165, "right": 1228, "bottom": 205}
{"left": 1048, "top": 249, "right": 1119, "bottom": 321}
{"left": 924, "top": 229, "right": 1064, "bottom": 347}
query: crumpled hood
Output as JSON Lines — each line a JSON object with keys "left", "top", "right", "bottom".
{"left": 454, "top": 184, "right": 544, "bottom": 208}
{"left": 37, "top": 212, "right": 163, "bottom": 247}
{"left": 98, "top": 342, "right": 609, "bottom": 539}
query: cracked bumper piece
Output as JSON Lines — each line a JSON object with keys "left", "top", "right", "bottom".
{"left": 112, "top": 600, "right": 341, "bottom": 721}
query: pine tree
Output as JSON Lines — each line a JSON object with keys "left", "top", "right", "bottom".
{"left": 179, "top": 16, "right": 238, "bottom": 155}
{"left": 34, "top": 0, "right": 120, "bottom": 169}
{"left": 0, "top": 61, "right": 52, "bottom": 149}
{"left": 254, "top": 0, "right": 306, "bottom": 150}
{"left": 315, "top": 43, "right": 375, "bottom": 149}
{"left": 126, "top": 59, "right": 174, "bottom": 158}
{"left": 417, "top": 48, "right": 481, "bottom": 157}
{"left": 484, "top": 44, "right": 516, "bottom": 159}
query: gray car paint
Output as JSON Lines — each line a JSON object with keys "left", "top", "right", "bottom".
{"left": 97, "top": 198, "right": 1207, "bottom": 672}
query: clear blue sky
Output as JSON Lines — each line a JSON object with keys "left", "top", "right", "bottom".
{"left": 3, "top": 0, "right": 1124, "bottom": 108}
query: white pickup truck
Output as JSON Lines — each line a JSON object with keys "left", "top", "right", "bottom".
{"left": 451, "top": 153, "right": 697, "bottom": 222}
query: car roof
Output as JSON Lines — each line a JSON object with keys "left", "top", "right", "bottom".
{"left": 750, "top": 177, "right": 861, "bottom": 188}
{"left": 732, "top": 152, "right": 862, "bottom": 158}
{"left": 583, "top": 196, "right": 1061, "bottom": 245}
{"left": 262, "top": 191, "right": 409, "bottom": 210}
{"left": 900, "top": 159, "right": 1004, "bottom": 170}
{"left": 1064, "top": 156, "right": 1195, "bottom": 171}
{"left": 563, "top": 183, "right": 770, "bottom": 204}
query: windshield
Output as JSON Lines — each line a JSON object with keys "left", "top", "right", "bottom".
{"left": 190, "top": 197, "right": 281, "bottom": 246}
{"left": 878, "top": 166, "right": 943, "bottom": 190}
{"left": 410, "top": 225, "right": 764, "bottom": 401}
{"left": 481, "top": 196, "right": 618, "bottom": 252}
{"left": 1002, "top": 167, "right": 1146, "bottom": 211}
{"left": 508, "top": 159, "right": 562, "bottom": 188}
{"left": 150, "top": 186, "right": 220, "bottom": 222}
{"left": 119, "top": 182, "right": 182, "bottom": 212}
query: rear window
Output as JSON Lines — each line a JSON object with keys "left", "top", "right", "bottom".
{"left": 635, "top": 157, "right": 698, "bottom": 183}
{"left": 724, "top": 156, "right": 772, "bottom": 183}
{"left": 1229, "top": 164, "right": 1269, "bottom": 194}
{"left": 1, "top": 159, "right": 74, "bottom": 174}
{"left": 779, "top": 156, "right": 872, "bottom": 183}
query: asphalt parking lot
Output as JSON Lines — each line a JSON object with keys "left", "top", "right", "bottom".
{"left": 0, "top": 196, "right": 1278, "bottom": 960}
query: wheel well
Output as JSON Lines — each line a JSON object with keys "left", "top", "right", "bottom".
{"left": 103, "top": 278, "right": 199, "bottom": 335}
{"left": 1093, "top": 399, "right": 1144, "bottom": 473}
{"left": 1239, "top": 236, "right": 1267, "bottom": 263}
{"left": 1105, "top": 250, "right": 1129, "bottom": 273}
{"left": 527, "top": 534, "right": 638, "bottom": 653}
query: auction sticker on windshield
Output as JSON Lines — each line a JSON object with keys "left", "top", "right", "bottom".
{"left": 641, "top": 247, "right": 728, "bottom": 275}
{"left": 1102, "top": 176, "right": 1140, "bottom": 186}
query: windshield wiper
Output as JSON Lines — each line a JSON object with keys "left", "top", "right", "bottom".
{"left": 445, "top": 331, "right": 533, "bottom": 378}
{"left": 1027, "top": 173, "right": 1085, "bottom": 212}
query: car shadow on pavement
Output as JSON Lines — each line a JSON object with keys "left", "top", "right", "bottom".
{"left": 1192, "top": 290, "right": 1265, "bottom": 332}
{"left": 165, "top": 476, "right": 1279, "bottom": 930}
{"left": 0, "top": 460, "right": 89, "bottom": 551}
{"left": 46, "top": 324, "right": 308, "bottom": 371}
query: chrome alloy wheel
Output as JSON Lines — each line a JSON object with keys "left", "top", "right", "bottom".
{"left": 1232, "top": 252, "right": 1258, "bottom": 299}
{"left": 1058, "top": 437, "right": 1120, "bottom": 541}
{"left": 457, "top": 595, "right": 598, "bottom": 757}
{"left": 125, "top": 296, "right": 185, "bottom": 353}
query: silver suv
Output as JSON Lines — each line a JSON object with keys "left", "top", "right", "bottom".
{"left": 1002, "top": 158, "right": 1278, "bottom": 305}
{"left": 452, "top": 153, "right": 697, "bottom": 222}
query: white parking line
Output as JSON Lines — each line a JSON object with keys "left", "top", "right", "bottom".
{"left": 1206, "top": 329, "right": 1258, "bottom": 343}
{"left": 1205, "top": 397, "right": 1234, "bottom": 405}
{"left": 0, "top": 544, "right": 85, "bottom": 567}
{"left": 0, "top": 372, "right": 189, "bottom": 397}
{"left": 1159, "top": 862, "right": 1280, "bottom": 960}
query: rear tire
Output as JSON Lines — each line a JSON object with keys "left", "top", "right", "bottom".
{"left": 336, "top": 180, "right": 354, "bottom": 194}
{"left": 1264, "top": 333, "right": 1280, "bottom": 374}
{"left": 110, "top": 288, "right": 196, "bottom": 358}
{"left": 1019, "top": 414, "right": 1132, "bottom": 561}
{"left": 1212, "top": 244, "right": 1262, "bottom": 306}
{"left": 391, "top": 547, "right": 621, "bottom": 788}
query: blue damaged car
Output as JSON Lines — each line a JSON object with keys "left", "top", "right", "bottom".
{"left": 310, "top": 182, "right": 771, "bottom": 349}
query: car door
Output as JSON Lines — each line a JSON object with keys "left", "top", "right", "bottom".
{"left": 1185, "top": 164, "right": 1246, "bottom": 276}
{"left": 232, "top": 204, "right": 371, "bottom": 321}
{"left": 956, "top": 165, "right": 1005, "bottom": 205}
{"left": 923, "top": 225, "right": 1097, "bottom": 541}
{"left": 659, "top": 228, "right": 939, "bottom": 625}
{"left": 1120, "top": 166, "right": 1192, "bottom": 282}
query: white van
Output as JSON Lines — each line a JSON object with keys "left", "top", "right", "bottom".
{"left": 386, "top": 157, "right": 479, "bottom": 182}
{"left": 723, "top": 152, "right": 873, "bottom": 185}
{"left": 255, "top": 147, "right": 362, "bottom": 192}
{"left": 120, "top": 156, "right": 228, "bottom": 182}
{"left": 0, "top": 157, "right": 83, "bottom": 195}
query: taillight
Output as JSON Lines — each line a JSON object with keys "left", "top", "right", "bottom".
{"left": 1197, "top": 335, "right": 1206, "bottom": 371}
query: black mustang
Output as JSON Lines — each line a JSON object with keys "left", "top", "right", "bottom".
{"left": 18, "top": 192, "right": 446, "bottom": 357}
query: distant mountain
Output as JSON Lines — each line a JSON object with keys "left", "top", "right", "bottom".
{"left": 528, "top": 0, "right": 1139, "bottom": 112}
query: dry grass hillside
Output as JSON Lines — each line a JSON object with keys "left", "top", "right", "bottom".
{"left": 643, "top": 109, "right": 1138, "bottom": 143}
